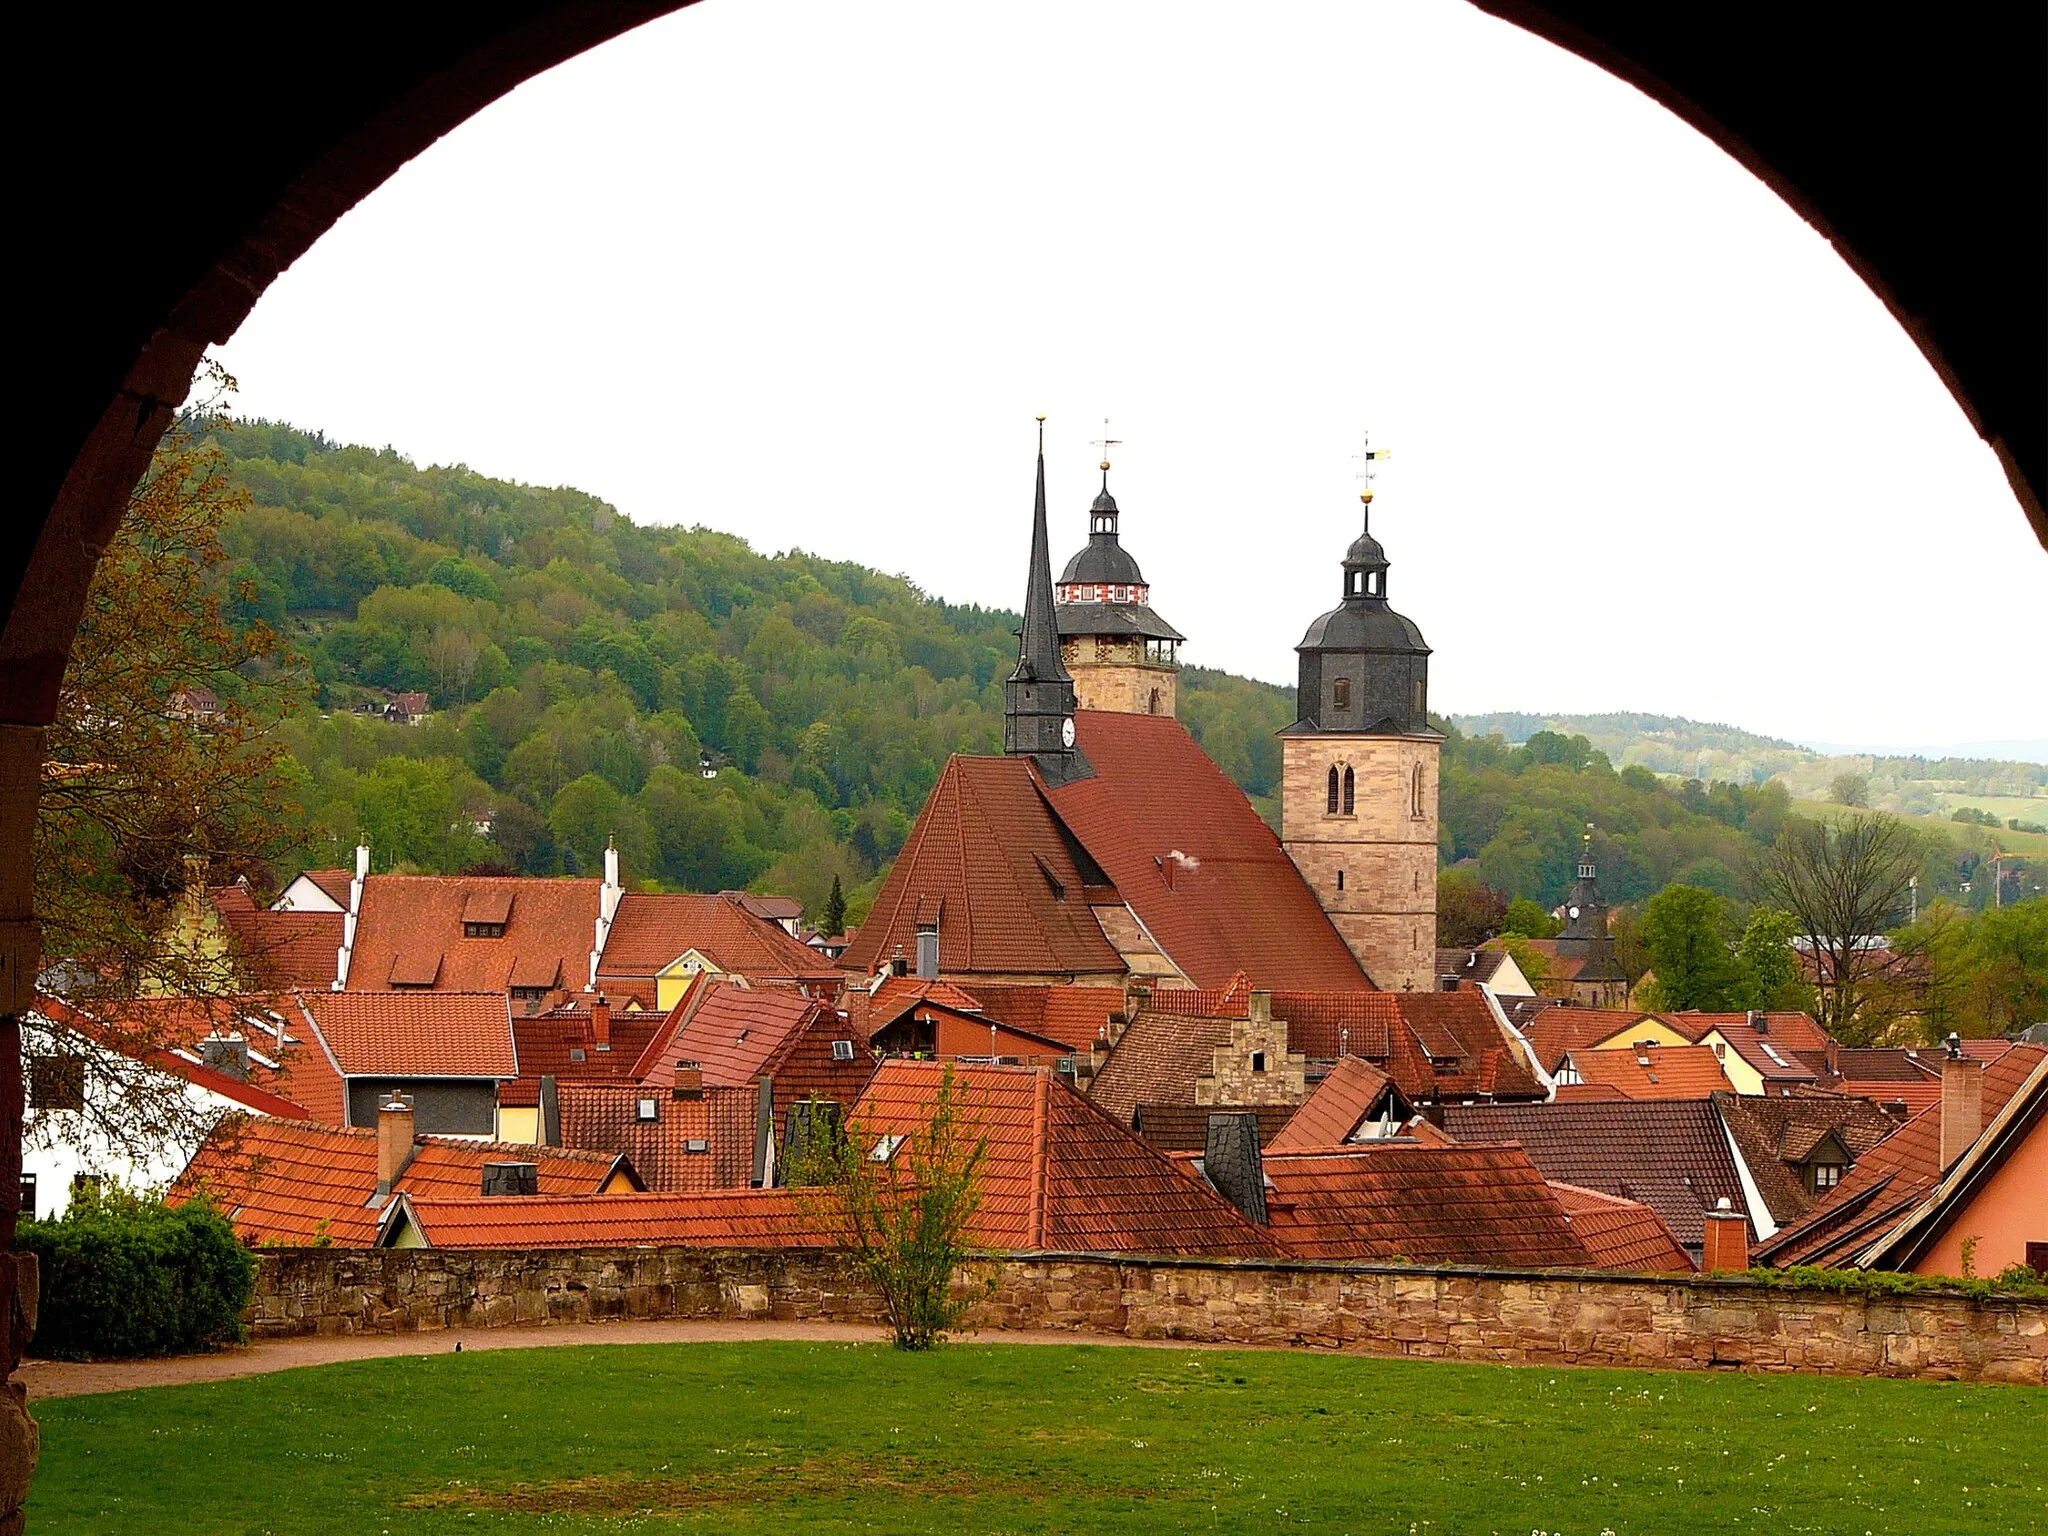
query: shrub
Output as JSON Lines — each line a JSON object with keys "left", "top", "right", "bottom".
{"left": 16, "top": 1186, "right": 255, "bottom": 1360}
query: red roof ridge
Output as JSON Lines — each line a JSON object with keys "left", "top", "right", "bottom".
{"left": 1027, "top": 1068, "right": 1050, "bottom": 1248}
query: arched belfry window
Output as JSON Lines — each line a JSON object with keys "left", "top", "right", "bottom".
{"left": 1342, "top": 766, "right": 1356, "bottom": 815}
{"left": 1326, "top": 766, "right": 1340, "bottom": 814}
{"left": 1411, "top": 762, "right": 1426, "bottom": 818}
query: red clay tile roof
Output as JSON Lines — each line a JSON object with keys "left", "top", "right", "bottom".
{"left": 1083, "top": 1004, "right": 1231, "bottom": 1126}
{"left": 596, "top": 892, "right": 842, "bottom": 991}
{"left": 389, "top": 1189, "right": 833, "bottom": 1250}
{"left": 301, "top": 869, "right": 354, "bottom": 907}
{"left": 35, "top": 993, "right": 330, "bottom": 1122}
{"left": 1546, "top": 1181, "right": 1695, "bottom": 1273}
{"left": 1130, "top": 1102, "right": 1300, "bottom": 1154}
{"left": 1265, "top": 1057, "right": 1402, "bottom": 1150}
{"left": 300, "top": 991, "right": 517, "bottom": 1078}
{"left": 967, "top": 985, "right": 1126, "bottom": 1051}
{"left": 1524, "top": 1008, "right": 1657, "bottom": 1073}
{"left": 172, "top": 1114, "right": 628, "bottom": 1245}
{"left": 346, "top": 874, "right": 599, "bottom": 994}
{"left": 853, "top": 1061, "right": 1278, "bottom": 1257}
{"left": 1753, "top": 1044, "right": 2046, "bottom": 1269}
{"left": 211, "top": 886, "right": 342, "bottom": 990}
{"left": 662, "top": 983, "right": 825, "bottom": 1088}
{"left": 1256, "top": 1144, "right": 1593, "bottom": 1267}
{"left": 1440, "top": 1098, "right": 1755, "bottom": 1252}
{"left": 841, "top": 755, "right": 1126, "bottom": 979}
{"left": 1566, "top": 1044, "right": 1735, "bottom": 1100}
{"left": 1662, "top": 1011, "right": 1833, "bottom": 1050}
{"left": 1047, "top": 713, "right": 1372, "bottom": 992}
{"left": 509, "top": 1004, "right": 668, "bottom": 1085}
{"left": 556, "top": 1081, "right": 757, "bottom": 1193}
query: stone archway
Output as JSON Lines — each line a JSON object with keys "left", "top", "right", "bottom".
{"left": 2, "top": 1, "right": 2040, "bottom": 1510}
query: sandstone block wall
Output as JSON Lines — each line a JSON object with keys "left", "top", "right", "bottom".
{"left": 1063, "top": 650, "right": 1177, "bottom": 718}
{"left": 1281, "top": 735, "right": 1439, "bottom": 992}
{"left": 248, "top": 1249, "right": 2044, "bottom": 1385}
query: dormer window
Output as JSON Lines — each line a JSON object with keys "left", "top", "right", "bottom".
{"left": 463, "top": 921, "right": 506, "bottom": 939}
{"left": 1332, "top": 677, "right": 1352, "bottom": 711}
{"left": 1809, "top": 1161, "right": 1843, "bottom": 1193}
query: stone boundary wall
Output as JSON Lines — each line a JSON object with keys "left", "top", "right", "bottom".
{"left": 251, "top": 1248, "right": 2046, "bottom": 1385}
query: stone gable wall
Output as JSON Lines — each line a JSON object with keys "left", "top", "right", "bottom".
{"left": 250, "top": 1248, "right": 2043, "bottom": 1385}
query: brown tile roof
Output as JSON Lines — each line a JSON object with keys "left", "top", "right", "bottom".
{"left": 1440, "top": 1098, "right": 1754, "bottom": 1252}
{"left": 347, "top": 874, "right": 600, "bottom": 994}
{"left": 556, "top": 1082, "right": 756, "bottom": 1193}
{"left": 1257, "top": 1144, "right": 1593, "bottom": 1266}
{"left": 855, "top": 1061, "right": 1278, "bottom": 1257}
{"left": 1047, "top": 713, "right": 1372, "bottom": 992}
{"left": 1566, "top": 1044, "right": 1735, "bottom": 1100}
{"left": 1547, "top": 1181, "right": 1695, "bottom": 1273}
{"left": 1663, "top": 1011, "right": 1833, "bottom": 1049}
{"left": 1131, "top": 1102, "right": 1299, "bottom": 1154}
{"left": 299, "top": 990, "right": 518, "bottom": 1079}
{"left": 1753, "top": 1045, "right": 2045, "bottom": 1268}
{"left": 1265, "top": 1057, "right": 1401, "bottom": 1151}
{"left": 1084, "top": 1004, "right": 1231, "bottom": 1127}
{"left": 1714, "top": 1091, "right": 1903, "bottom": 1227}
{"left": 210, "top": 885, "right": 341, "bottom": 989}
{"left": 596, "top": 892, "right": 842, "bottom": 993}
{"left": 1435, "top": 948, "right": 1511, "bottom": 987}
{"left": 172, "top": 1114, "right": 628, "bottom": 1246}
{"left": 840, "top": 755, "right": 1126, "bottom": 980}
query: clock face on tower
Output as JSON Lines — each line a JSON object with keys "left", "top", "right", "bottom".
{"left": 1568, "top": 906, "right": 1581, "bottom": 920}
{"left": 1061, "top": 716, "right": 1076, "bottom": 748}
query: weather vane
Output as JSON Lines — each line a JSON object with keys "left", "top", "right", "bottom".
{"left": 1090, "top": 418, "right": 1121, "bottom": 477}
{"left": 1352, "top": 427, "right": 1392, "bottom": 503}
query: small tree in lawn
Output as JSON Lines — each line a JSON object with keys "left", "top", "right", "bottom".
{"left": 789, "top": 1069, "right": 988, "bottom": 1350}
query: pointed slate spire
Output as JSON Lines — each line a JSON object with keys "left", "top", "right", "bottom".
{"left": 1011, "top": 430, "right": 1071, "bottom": 687}
{"left": 1005, "top": 418, "right": 1090, "bottom": 784}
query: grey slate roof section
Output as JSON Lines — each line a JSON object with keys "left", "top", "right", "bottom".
{"left": 1054, "top": 602, "right": 1185, "bottom": 642}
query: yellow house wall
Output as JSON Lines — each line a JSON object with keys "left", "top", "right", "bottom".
{"left": 1589, "top": 1020, "right": 1694, "bottom": 1051}
{"left": 1693, "top": 1030, "right": 1767, "bottom": 1095}
{"left": 494, "top": 1107, "right": 540, "bottom": 1145}
{"left": 1281, "top": 734, "right": 1440, "bottom": 992}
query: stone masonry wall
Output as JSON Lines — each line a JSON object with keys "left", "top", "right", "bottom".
{"left": 250, "top": 1248, "right": 2044, "bottom": 1385}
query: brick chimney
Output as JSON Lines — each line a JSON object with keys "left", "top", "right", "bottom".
{"left": 1701, "top": 1196, "right": 1750, "bottom": 1273}
{"left": 673, "top": 1060, "right": 704, "bottom": 1100}
{"left": 1939, "top": 1033, "right": 1984, "bottom": 1171}
{"left": 1202, "top": 1112, "right": 1268, "bottom": 1225}
{"left": 591, "top": 994, "right": 611, "bottom": 1052}
{"left": 375, "top": 1091, "right": 416, "bottom": 1200}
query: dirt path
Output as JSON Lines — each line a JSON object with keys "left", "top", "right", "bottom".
{"left": 20, "top": 1319, "right": 1251, "bottom": 1401}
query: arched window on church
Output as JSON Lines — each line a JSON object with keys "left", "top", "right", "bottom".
{"left": 1147, "top": 688, "right": 1161, "bottom": 715}
{"left": 1326, "top": 766, "right": 1340, "bottom": 814}
{"left": 1342, "top": 766, "right": 1356, "bottom": 815}
{"left": 1411, "top": 762, "right": 1426, "bottom": 818}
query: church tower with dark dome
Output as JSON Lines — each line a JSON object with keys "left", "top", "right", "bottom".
{"left": 1052, "top": 454, "right": 1184, "bottom": 717}
{"left": 1280, "top": 467, "right": 1442, "bottom": 992}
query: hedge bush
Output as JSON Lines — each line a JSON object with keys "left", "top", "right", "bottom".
{"left": 16, "top": 1187, "right": 255, "bottom": 1360}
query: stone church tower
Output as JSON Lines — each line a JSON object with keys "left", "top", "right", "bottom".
{"left": 1053, "top": 460, "right": 1184, "bottom": 717}
{"left": 1280, "top": 487, "right": 1441, "bottom": 992}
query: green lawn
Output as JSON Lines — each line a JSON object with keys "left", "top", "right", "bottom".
{"left": 29, "top": 1341, "right": 2045, "bottom": 1535}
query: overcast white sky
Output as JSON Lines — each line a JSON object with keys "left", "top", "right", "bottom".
{"left": 212, "top": 0, "right": 2045, "bottom": 759}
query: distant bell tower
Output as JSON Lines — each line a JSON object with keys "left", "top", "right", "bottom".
{"left": 1005, "top": 417, "right": 1092, "bottom": 787}
{"left": 1279, "top": 436, "right": 1441, "bottom": 992}
{"left": 1553, "top": 827, "right": 1631, "bottom": 1007}
{"left": 1053, "top": 430, "right": 1185, "bottom": 717}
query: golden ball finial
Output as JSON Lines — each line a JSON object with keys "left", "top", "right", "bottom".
{"left": 1099, "top": 459, "right": 1112, "bottom": 473}
{"left": 1035, "top": 413, "right": 1046, "bottom": 423}
{"left": 1360, "top": 489, "right": 1375, "bottom": 504}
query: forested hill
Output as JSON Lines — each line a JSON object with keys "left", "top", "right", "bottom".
{"left": 206, "top": 418, "right": 1291, "bottom": 920}
{"left": 205, "top": 420, "right": 2002, "bottom": 927}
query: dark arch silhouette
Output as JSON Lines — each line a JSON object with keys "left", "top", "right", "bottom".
{"left": 1, "top": 3, "right": 2041, "bottom": 1488}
